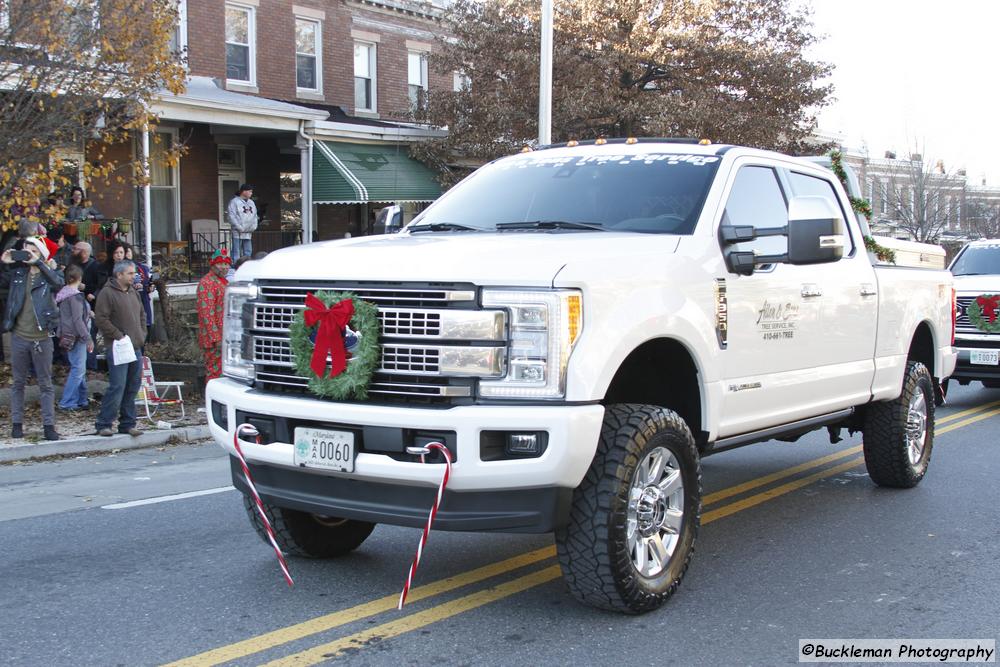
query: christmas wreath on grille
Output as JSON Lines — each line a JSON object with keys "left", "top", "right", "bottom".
{"left": 288, "top": 291, "right": 380, "bottom": 400}
{"left": 967, "top": 294, "right": 1000, "bottom": 334}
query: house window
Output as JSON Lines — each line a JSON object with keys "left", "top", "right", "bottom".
{"left": 295, "top": 17, "right": 320, "bottom": 92}
{"left": 169, "top": 0, "right": 188, "bottom": 61}
{"left": 408, "top": 51, "right": 428, "bottom": 109}
{"left": 453, "top": 71, "right": 470, "bottom": 92}
{"left": 225, "top": 3, "right": 255, "bottom": 84}
{"left": 354, "top": 42, "right": 376, "bottom": 112}
{"left": 147, "top": 131, "right": 180, "bottom": 242}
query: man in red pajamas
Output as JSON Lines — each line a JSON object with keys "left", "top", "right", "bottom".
{"left": 196, "top": 249, "right": 231, "bottom": 382}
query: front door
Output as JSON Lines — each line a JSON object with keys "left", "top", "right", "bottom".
{"left": 716, "top": 163, "right": 829, "bottom": 437}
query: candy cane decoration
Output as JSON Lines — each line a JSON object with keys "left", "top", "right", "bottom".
{"left": 233, "top": 424, "right": 294, "bottom": 587}
{"left": 397, "top": 441, "right": 452, "bottom": 609}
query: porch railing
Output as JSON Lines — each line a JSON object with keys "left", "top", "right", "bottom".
{"left": 188, "top": 230, "right": 302, "bottom": 275}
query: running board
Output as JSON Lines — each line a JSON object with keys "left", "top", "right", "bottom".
{"left": 706, "top": 408, "right": 855, "bottom": 457}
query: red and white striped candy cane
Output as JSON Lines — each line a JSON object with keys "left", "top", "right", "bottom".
{"left": 397, "top": 441, "right": 452, "bottom": 609}
{"left": 233, "top": 424, "right": 294, "bottom": 587}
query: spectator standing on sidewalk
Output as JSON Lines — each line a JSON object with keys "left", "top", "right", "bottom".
{"left": 125, "top": 244, "right": 153, "bottom": 339}
{"left": 71, "top": 241, "right": 101, "bottom": 305}
{"left": 197, "top": 249, "right": 231, "bottom": 382}
{"left": 93, "top": 259, "right": 146, "bottom": 437}
{"left": 1, "top": 236, "right": 65, "bottom": 441}
{"left": 55, "top": 264, "right": 93, "bottom": 410}
{"left": 226, "top": 184, "right": 257, "bottom": 260}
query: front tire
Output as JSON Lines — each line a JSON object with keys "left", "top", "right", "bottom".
{"left": 862, "top": 361, "right": 935, "bottom": 488}
{"left": 243, "top": 495, "right": 375, "bottom": 558}
{"left": 555, "top": 404, "right": 701, "bottom": 614}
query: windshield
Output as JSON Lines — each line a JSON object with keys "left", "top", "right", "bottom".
{"left": 409, "top": 152, "right": 721, "bottom": 234}
{"left": 950, "top": 243, "right": 1000, "bottom": 276}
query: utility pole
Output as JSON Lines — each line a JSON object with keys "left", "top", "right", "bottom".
{"left": 538, "top": 0, "right": 552, "bottom": 145}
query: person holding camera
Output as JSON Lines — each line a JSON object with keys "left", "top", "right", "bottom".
{"left": 1, "top": 237, "right": 65, "bottom": 441}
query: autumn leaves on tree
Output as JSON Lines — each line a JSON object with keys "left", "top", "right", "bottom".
{"left": 411, "top": 0, "right": 833, "bottom": 184}
{"left": 0, "top": 0, "right": 186, "bottom": 231}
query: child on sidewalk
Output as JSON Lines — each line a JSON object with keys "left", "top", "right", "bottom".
{"left": 55, "top": 264, "right": 94, "bottom": 410}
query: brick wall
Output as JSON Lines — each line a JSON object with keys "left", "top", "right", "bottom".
{"left": 179, "top": 124, "right": 220, "bottom": 231}
{"left": 186, "top": 0, "right": 448, "bottom": 117}
{"left": 86, "top": 139, "right": 134, "bottom": 219}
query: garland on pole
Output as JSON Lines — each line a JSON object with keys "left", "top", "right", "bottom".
{"left": 288, "top": 291, "right": 381, "bottom": 400}
{"left": 967, "top": 294, "right": 1000, "bottom": 334}
{"left": 828, "top": 150, "right": 896, "bottom": 264}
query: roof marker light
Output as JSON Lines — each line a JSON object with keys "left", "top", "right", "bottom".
{"left": 625, "top": 137, "right": 638, "bottom": 144}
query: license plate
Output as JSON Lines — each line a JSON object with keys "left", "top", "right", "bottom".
{"left": 970, "top": 350, "right": 1000, "bottom": 366}
{"left": 293, "top": 427, "right": 355, "bottom": 473}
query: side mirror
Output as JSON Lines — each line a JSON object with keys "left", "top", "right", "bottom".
{"left": 786, "top": 196, "right": 846, "bottom": 265}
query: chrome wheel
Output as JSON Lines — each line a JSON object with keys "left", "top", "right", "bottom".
{"left": 626, "top": 446, "right": 684, "bottom": 578}
{"left": 905, "top": 388, "right": 928, "bottom": 465}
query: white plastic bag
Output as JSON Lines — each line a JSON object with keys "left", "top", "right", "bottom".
{"left": 112, "top": 336, "right": 137, "bottom": 366}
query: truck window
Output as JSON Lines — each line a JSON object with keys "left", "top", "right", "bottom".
{"left": 950, "top": 243, "right": 1000, "bottom": 276}
{"left": 723, "top": 166, "right": 787, "bottom": 257}
{"left": 787, "top": 172, "right": 855, "bottom": 254}
{"left": 411, "top": 153, "right": 720, "bottom": 234}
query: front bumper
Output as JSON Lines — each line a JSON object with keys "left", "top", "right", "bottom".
{"left": 951, "top": 340, "right": 1000, "bottom": 382}
{"left": 229, "top": 456, "right": 573, "bottom": 533}
{"left": 207, "top": 378, "right": 604, "bottom": 523}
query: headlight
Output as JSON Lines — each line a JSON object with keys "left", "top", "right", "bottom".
{"left": 222, "top": 281, "right": 258, "bottom": 383}
{"left": 480, "top": 289, "right": 582, "bottom": 398}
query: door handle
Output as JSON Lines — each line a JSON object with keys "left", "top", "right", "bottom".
{"left": 801, "top": 284, "right": 823, "bottom": 298}
{"left": 860, "top": 283, "right": 877, "bottom": 297}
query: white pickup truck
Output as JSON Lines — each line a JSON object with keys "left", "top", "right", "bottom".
{"left": 207, "top": 140, "right": 957, "bottom": 614}
{"left": 947, "top": 239, "right": 1000, "bottom": 389}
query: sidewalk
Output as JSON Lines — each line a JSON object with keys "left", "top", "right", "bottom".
{"left": 0, "top": 423, "right": 211, "bottom": 463}
{"left": 0, "top": 367, "right": 210, "bottom": 463}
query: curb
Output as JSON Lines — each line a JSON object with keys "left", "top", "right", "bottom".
{"left": 0, "top": 425, "right": 211, "bottom": 463}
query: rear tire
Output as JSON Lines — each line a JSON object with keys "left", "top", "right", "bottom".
{"left": 862, "top": 361, "right": 934, "bottom": 488}
{"left": 555, "top": 404, "right": 701, "bottom": 614}
{"left": 242, "top": 495, "right": 375, "bottom": 558}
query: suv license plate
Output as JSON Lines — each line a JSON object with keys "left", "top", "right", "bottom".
{"left": 970, "top": 350, "right": 1000, "bottom": 366}
{"left": 293, "top": 427, "right": 355, "bottom": 473}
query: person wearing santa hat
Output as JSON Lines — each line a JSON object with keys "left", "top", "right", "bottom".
{"left": 196, "top": 248, "right": 231, "bottom": 382}
{"left": 1, "top": 236, "right": 66, "bottom": 441}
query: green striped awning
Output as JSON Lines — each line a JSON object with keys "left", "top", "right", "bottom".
{"left": 312, "top": 141, "right": 442, "bottom": 204}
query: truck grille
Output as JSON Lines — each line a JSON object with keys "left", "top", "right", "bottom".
{"left": 956, "top": 296, "right": 1000, "bottom": 335}
{"left": 250, "top": 281, "right": 505, "bottom": 403}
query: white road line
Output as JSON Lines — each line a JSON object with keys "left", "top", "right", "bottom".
{"left": 101, "top": 486, "right": 235, "bottom": 509}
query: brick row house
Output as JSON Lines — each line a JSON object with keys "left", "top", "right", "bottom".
{"left": 64, "top": 0, "right": 453, "bottom": 264}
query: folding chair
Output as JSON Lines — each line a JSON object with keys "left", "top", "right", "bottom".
{"left": 137, "top": 356, "right": 186, "bottom": 421}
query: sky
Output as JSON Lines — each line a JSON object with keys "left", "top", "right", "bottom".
{"left": 807, "top": 0, "right": 1000, "bottom": 185}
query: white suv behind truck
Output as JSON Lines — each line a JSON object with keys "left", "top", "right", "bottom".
{"left": 948, "top": 239, "right": 1000, "bottom": 390}
{"left": 207, "top": 140, "right": 957, "bottom": 613}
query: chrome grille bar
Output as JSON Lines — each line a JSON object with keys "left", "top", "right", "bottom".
{"left": 253, "top": 337, "right": 505, "bottom": 377}
{"left": 257, "top": 284, "right": 475, "bottom": 306}
{"left": 253, "top": 305, "right": 505, "bottom": 340}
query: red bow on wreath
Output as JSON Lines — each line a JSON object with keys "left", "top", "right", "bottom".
{"left": 303, "top": 293, "right": 355, "bottom": 378}
{"left": 976, "top": 295, "right": 1000, "bottom": 324}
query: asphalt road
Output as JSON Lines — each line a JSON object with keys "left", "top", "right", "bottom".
{"left": 2, "top": 383, "right": 999, "bottom": 666}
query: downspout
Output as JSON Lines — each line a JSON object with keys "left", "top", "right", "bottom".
{"left": 298, "top": 121, "right": 313, "bottom": 244}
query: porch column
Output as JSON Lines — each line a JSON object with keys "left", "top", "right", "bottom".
{"left": 141, "top": 127, "right": 152, "bottom": 263}
{"left": 297, "top": 127, "right": 313, "bottom": 244}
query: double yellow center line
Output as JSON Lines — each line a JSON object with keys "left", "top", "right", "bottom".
{"left": 167, "top": 399, "right": 1000, "bottom": 667}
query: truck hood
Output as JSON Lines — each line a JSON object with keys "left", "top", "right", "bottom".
{"left": 953, "top": 274, "right": 1000, "bottom": 293}
{"left": 237, "top": 232, "right": 680, "bottom": 285}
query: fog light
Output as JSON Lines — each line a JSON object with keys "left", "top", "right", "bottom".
{"left": 506, "top": 433, "right": 540, "bottom": 455}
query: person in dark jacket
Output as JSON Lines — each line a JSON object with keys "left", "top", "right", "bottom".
{"left": 1, "top": 236, "right": 65, "bottom": 440}
{"left": 55, "top": 264, "right": 93, "bottom": 410}
{"left": 93, "top": 259, "right": 146, "bottom": 437}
